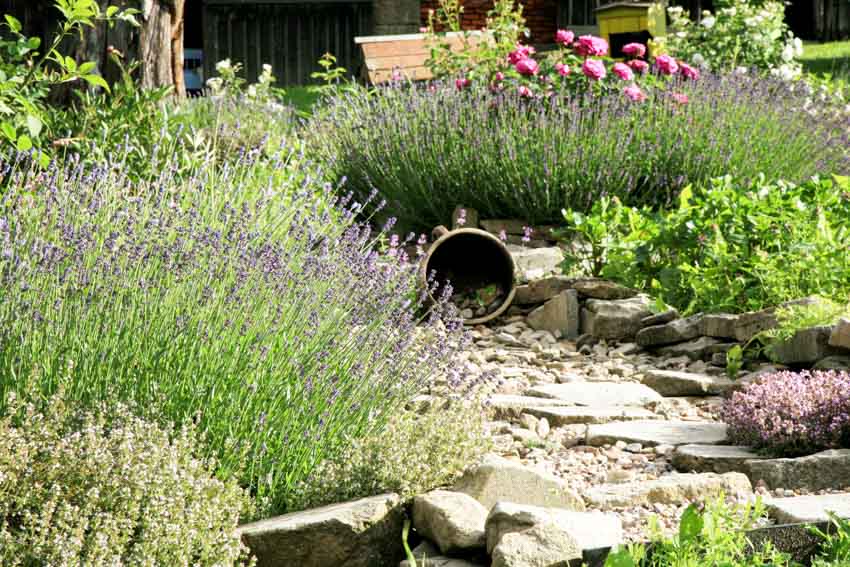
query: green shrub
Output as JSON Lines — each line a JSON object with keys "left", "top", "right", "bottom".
{"left": 0, "top": 392, "right": 250, "bottom": 566}
{"left": 0, "top": 145, "right": 464, "bottom": 517}
{"left": 311, "top": 72, "right": 849, "bottom": 231}
{"left": 288, "top": 394, "right": 491, "bottom": 510}
{"left": 558, "top": 175, "right": 850, "bottom": 314}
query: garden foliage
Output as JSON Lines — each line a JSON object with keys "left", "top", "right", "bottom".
{"left": 0, "top": 146, "right": 465, "bottom": 517}
{"left": 722, "top": 370, "right": 850, "bottom": 457}
{"left": 0, "top": 392, "right": 250, "bottom": 566}
{"left": 558, "top": 175, "right": 850, "bottom": 314}
{"left": 313, "top": 72, "right": 849, "bottom": 230}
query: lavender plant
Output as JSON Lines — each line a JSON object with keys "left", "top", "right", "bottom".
{"left": 722, "top": 370, "right": 850, "bottom": 457}
{"left": 0, "top": 145, "right": 465, "bottom": 517}
{"left": 310, "top": 71, "right": 850, "bottom": 229}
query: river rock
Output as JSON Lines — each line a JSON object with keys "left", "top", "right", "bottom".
{"left": 672, "top": 444, "right": 766, "bottom": 474}
{"left": 237, "top": 493, "right": 403, "bottom": 567}
{"left": 453, "top": 454, "right": 585, "bottom": 511}
{"left": 412, "top": 490, "right": 487, "bottom": 555}
{"left": 587, "top": 420, "right": 728, "bottom": 447}
{"left": 640, "top": 369, "right": 735, "bottom": 397}
{"left": 636, "top": 314, "right": 704, "bottom": 347}
{"left": 746, "top": 449, "right": 850, "bottom": 491}
{"left": 526, "top": 289, "right": 579, "bottom": 339}
{"left": 581, "top": 296, "right": 654, "bottom": 340}
{"left": 586, "top": 472, "right": 752, "bottom": 509}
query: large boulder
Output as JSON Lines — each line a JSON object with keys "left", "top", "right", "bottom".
{"left": 453, "top": 454, "right": 585, "bottom": 511}
{"left": 508, "top": 246, "right": 564, "bottom": 283}
{"left": 746, "top": 449, "right": 850, "bottom": 491}
{"left": 636, "top": 314, "right": 704, "bottom": 347}
{"left": 412, "top": 490, "right": 487, "bottom": 555}
{"left": 580, "top": 296, "right": 654, "bottom": 340}
{"left": 490, "top": 523, "right": 580, "bottom": 567}
{"left": 640, "top": 369, "right": 735, "bottom": 397}
{"left": 526, "top": 289, "right": 580, "bottom": 339}
{"left": 586, "top": 472, "right": 752, "bottom": 509}
{"left": 237, "top": 493, "right": 404, "bottom": 567}
{"left": 769, "top": 326, "right": 844, "bottom": 365}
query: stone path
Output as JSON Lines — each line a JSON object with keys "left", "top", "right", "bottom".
{"left": 447, "top": 316, "right": 850, "bottom": 542}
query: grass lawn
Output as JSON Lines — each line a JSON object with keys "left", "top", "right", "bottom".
{"left": 800, "top": 40, "right": 850, "bottom": 80}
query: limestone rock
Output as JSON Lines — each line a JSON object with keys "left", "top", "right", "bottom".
{"left": 766, "top": 493, "right": 850, "bottom": 523}
{"left": 486, "top": 502, "right": 622, "bottom": 558}
{"left": 636, "top": 314, "right": 704, "bottom": 347}
{"left": 523, "top": 405, "right": 658, "bottom": 426}
{"left": 813, "top": 355, "right": 850, "bottom": 370}
{"left": 514, "top": 276, "right": 575, "bottom": 305}
{"left": 525, "top": 382, "right": 662, "bottom": 407}
{"left": 586, "top": 472, "right": 752, "bottom": 509}
{"left": 769, "top": 326, "right": 843, "bottom": 365}
{"left": 672, "top": 444, "right": 766, "bottom": 474}
{"left": 641, "top": 309, "right": 680, "bottom": 327}
{"left": 581, "top": 296, "right": 654, "bottom": 341}
{"left": 734, "top": 297, "right": 821, "bottom": 342}
{"left": 526, "top": 289, "right": 579, "bottom": 339}
{"left": 587, "top": 420, "right": 728, "bottom": 447}
{"left": 656, "top": 337, "right": 725, "bottom": 361}
{"left": 412, "top": 490, "right": 487, "bottom": 555}
{"left": 701, "top": 314, "right": 740, "bottom": 339}
{"left": 487, "top": 395, "right": 574, "bottom": 420}
{"left": 453, "top": 454, "right": 585, "bottom": 511}
{"left": 237, "top": 493, "right": 403, "bottom": 567}
{"left": 508, "top": 246, "right": 564, "bottom": 283}
{"left": 490, "top": 523, "right": 580, "bottom": 567}
{"left": 640, "top": 369, "right": 735, "bottom": 397}
{"left": 572, "top": 278, "right": 637, "bottom": 300}
{"left": 746, "top": 449, "right": 850, "bottom": 491}
{"left": 829, "top": 318, "right": 850, "bottom": 350}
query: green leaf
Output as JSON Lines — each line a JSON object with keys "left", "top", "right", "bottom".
{"left": 82, "top": 73, "right": 109, "bottom": 91}
{"left": 604, "top": 548, "right": 637, "bottom": 567}
{"left": 106, "top": 5, "right": 119, "bottom": 17}
{"left": 678, "top": 504, "right": 704, "bottom": 544}
{"left": 25, "top": 114, "right": 42, "bottom": 137}
{"left": 4, "top": 14, "right": 22, "bottom": 33}
{"left": 0, "top": 122, "right": 16, "bottom": 141}
{"left": 26, "top": 37, "right": 41, "bottom": 50}
{"left": 64, "top": 56, "right": 77, "bottom": 72}
{"left": 16, "top": 135, "right": 32, "bottom": 151}
{"left": 78, "top": 61, "right": 97, "bottom": 74}
{"left": 678, "top": 184, "right": 694, "bottom": 211}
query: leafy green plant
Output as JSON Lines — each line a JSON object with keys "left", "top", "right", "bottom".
{"left": 759, "top": 299, "right": 850, "bottom": 361}
{"left": 0, "top": 391, "right": 251, "bottom": 566}
{"left": 0, "top": 0, "right": 138, "bottom": 156}
{"left": 811, "top": 512, "right": 850, "bottom": 565}
{"left": 726, "top": 345, "right": 743, "bottom": 379}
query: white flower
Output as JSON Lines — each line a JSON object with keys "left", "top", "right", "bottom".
{"left": 262, "top": 63, "right": 272, "bottom": 74}
{"left": 215, "top": 58, "right": 232, "bottom": 73}
{"left": 793, "top": 37, "right": 804, "bottom": 56}
{"left": 700, "top": 15, "right": 716, "bottom": 28}
{"left": 781, "top": 44, "right": 794, "bottom": 62}
{"left": 692, "top": 53, "right": 706, "bottom": 66}
{"left": 735, "top": 66, "right": 748, "bottom": 75}
{"left": 246, "top": 84, "right": 257, "bottom": 98}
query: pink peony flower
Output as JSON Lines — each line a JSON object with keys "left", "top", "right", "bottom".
{"left": 555, "top": 62, "right": 571, "bottom": 77}
{"left": 582, "top": 58, "right": 606, "bottom": 80}
{"left": 624, "top": 85, "right": 647, "bottom": 102}
{"left": 622, "top": 42, "right": 647, "bottom": 58}
{"left": 515, "top": 57, "right": 539, "bottom": 76}
{"left": 672, "top": 92, "right": 689, "bottom": 105}
{"left": 612, "top": 62, "right": 634, "bottom": 81}
{"left": 627, "top": 59, "right": 650, "bottom": 74}
{"left": 555, "top": 29, "right": 575, "bottom": 46}
{"left": 655, "top": 54, "right": 679, "bottom": 75}
{"left": 508, "top": 44, "right": 536, "bottom": 65}
{"left": 679, "top": 62, "right": 700, "bottom": 80}
{"left": 574, "top": 35, "right": 608, "bottom": 57}
{"left": 518, "top": 85, "right": 533, "bottom": 98}
{"left": 455, "top": 77, "right": 471, "bottom": 90}
{"left": 494, "top": 71, "right": 505, "bottom": 82}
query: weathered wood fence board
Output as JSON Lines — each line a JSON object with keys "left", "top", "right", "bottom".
{"left": 202, "top": 0, "right": 373, "bottom": 86}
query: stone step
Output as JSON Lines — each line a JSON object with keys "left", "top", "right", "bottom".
{"left": 586, "top": 472, "right": 752, "bottom": 509}
{"left": 487, "top": 394, "right": 574, "bottom": 419}
{"left": 523, "top": 405, "right": 658, "bottom": 426}
{"left": 640, "top": 369, "right": 735, "bottom": 397}
{"left": 747, "top": 449, "right": 850, "bottom": 492}
{"left": 672, "top": 444, "right": 766, "bottom": 474}
{"left": 766, "top": 493, "right": 850, "bottom": 524}
{"left": 525, "top": 382, "right": 663, "bottom": 407}
{"left": 586, "top": 420, "right": 728, "bottom": 447}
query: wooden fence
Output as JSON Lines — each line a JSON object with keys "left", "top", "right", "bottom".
{"left": 202, "top": 0, "right": 373, "bottom": 86}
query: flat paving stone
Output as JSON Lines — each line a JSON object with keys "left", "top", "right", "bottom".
{"left": 587, "top": 420, "right": 728, "bottom": 447}
{"left": 487, "top": 395, "right": 574, "bottom": 419}
{"left": 523, "top": 406, "right": 658, "bottom": 426}
{"left": 525, "top": 382, "right": 663, "bottom": 407}
{"left": 766, "top": 493, "right": 850, "bottom": 524}
{"left": 672, "top": 444, "right": 766, "bottom": 474}
{"left": 640, "top": 369, "right": 735, "bottom": 397}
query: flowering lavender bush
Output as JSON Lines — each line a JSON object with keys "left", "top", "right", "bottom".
{"left": 0, "top": 146, "right": 465, "bottom": 517}
{"left": 722, "top": 370, "right": 850, "bottom": 457}
{"left": 311, "top": 71, "right": 850, "bottom": 229}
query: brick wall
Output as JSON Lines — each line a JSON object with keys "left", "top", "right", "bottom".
{"left": 420, "top": 0, "right": 559, "bottom": 44}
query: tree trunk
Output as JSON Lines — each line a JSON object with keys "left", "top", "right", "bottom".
{"left": 139, "top": 0, "right": 174, "bottom": 91}
{"left": 171, "top": 0, "right": 186, "bottom": 98}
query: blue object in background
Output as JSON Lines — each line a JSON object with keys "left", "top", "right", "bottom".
{"left": 184, "top": 48, "right": 204, "bottom": 93}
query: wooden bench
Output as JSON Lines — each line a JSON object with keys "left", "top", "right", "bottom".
{"left": 354, "top": 31, "right": 490, "bottom": 85}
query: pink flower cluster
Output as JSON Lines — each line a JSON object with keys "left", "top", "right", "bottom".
{"left": 721, "top": 370, "right": 850, "bottom": 457}
{"left": 508, "top": 43, "right": 539, "bottom": 76}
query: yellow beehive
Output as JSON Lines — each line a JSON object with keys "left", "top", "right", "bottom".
{"left": 595, "top": 2, "right": 666, "bottom": 58}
